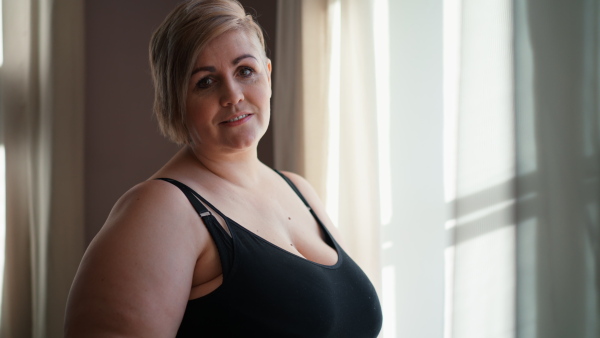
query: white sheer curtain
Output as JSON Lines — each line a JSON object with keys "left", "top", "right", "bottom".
{"left": 0, "top": 1, "right": 84, "bottom": 337}
{"left": 513, "top": 0, "right": 600, "bottom": 336}
{"left": 274, "top": 0, "right": 600, "bottom": 337}
{"left": 447, "top": 0, "right": 600, "bottom": 337}
{"left": 274, "top": 0, "right": 442, "bottom": 336}
{"left": 335, "top": 0, "right": 381, "bottom": 289}
{"left": 273, "top": 0, "right": 381, "bottom": 287}
{"left": 273, "top": 0, "right": 331, "bottom": 200}
{"left": 445, "top": 0, "right": 517, "bottom": 336}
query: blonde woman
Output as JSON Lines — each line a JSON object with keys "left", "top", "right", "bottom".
{"left": 65, "top": 1, "right": 382, "bottom": 336}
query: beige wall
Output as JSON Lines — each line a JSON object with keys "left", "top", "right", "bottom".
{"left": 84, "top": 0, "right": 278, "bottom": 245}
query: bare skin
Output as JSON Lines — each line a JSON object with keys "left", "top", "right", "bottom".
{"left": 64, "top": 30, "right": 344, "bottom": 337}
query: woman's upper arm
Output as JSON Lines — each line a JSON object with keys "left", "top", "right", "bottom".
{"left": 280, "top": 171, "right": 347, "bottom": 248}
{"left": 65, "top": 181, "right": 200, "bottom": 337}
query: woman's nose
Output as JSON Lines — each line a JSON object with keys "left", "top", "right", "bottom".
{"left": 219, "top": 79, "right": 244, "bottom": 107}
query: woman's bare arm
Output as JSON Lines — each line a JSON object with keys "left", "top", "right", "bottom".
{"left": 65, "top": 180, "right": 203, "bottom": 337}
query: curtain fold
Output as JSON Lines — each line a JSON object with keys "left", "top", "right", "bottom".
{"left": 515, "top": 0, "right": 600, "bottom": 336}
{"left": 0, "top": 1, "right": 85, "bottom": 337}
{"left": 449, "top": 0, "right": 600, "bottom": 337}
{"left": 273, "top": 0, "right": 331, "bottom": 200}
{"left": 273, "top": 0, "right": 381, "bottom": 288}
{"left": 449, "top": 0, "right": 516, "bottom": 336}
{"left": 337, "top": 0, "right": 381, "bottom": 289}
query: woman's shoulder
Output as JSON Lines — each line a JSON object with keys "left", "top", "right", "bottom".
{"left": 65, "top": 179, "right": 204, "bottom": 336}
{"left": 94, "top": 177, "right": 208, "bottom": 260}
{"left": 276, "top": 171, "right": 323, "bottom": 206}
{"left": 106, "top": 179, "right": 191, "bottom": 225}
{"left": 276, "top": 170, "right": 313, "bottom": 192}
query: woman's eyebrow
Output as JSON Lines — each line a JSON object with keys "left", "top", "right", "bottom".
{"left": 191, "top": 54, "right": 257, "bottom": 76}
{"left": 232, "top": 54, "right": 256, "bottom": 65}
{"left": 191, "top": 66, "right": 216, "bottom": 76}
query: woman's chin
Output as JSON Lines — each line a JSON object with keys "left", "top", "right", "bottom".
{"left": 225, "top": 128, "right": 267, "bottom": 150}
{"left": 221, "top": 135, "right": 261, "bottom": 152}
{"left": 191, "top": 125, "right": 268, "bottom": 155}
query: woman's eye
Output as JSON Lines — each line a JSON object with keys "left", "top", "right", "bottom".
{"left": 196, "top": 77, "right": 214, "bottom": 88}
{"left": 239, "top": 67, "right": 254, "bottom": 78}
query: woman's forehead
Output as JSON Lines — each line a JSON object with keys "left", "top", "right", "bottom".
{"left": 194, "top": 30, "right": 265, "bottom": 67}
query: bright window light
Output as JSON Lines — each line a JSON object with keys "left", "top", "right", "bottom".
{"left": 0, "top": 0, "right": 5, "bottom": 322}
{"left": 381, "top": 265, "right": 397, "bottom": 338}
{"left": 0, "top": 0, "right": 3, "bottom": 67}
{"left": 443, "top": 0, "right": 461, "bottom": 205}
{"left": 325, "top": 0, "right": 341, "bottom": 227}
{"left": 374, "top": 0, "right": 392, "bottom": 226}
{"left": 0, "top": 145, "right": 5, "bottom": 322}
{"left": 443, "top": 1, "right": 461, "bottom": 336}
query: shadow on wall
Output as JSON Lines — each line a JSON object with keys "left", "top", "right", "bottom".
{"left": 516, "top": 0, "right": 600, "bottom": 336}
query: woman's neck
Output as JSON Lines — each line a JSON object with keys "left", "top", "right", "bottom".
{"left": 186, "top": 145, "right": 265, "bottom": 188}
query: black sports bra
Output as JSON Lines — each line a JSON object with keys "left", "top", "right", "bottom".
{"left": 158, "top": 171, "right": 382, "bottom": 337}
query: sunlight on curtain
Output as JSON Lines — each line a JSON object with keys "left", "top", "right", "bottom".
{"left": 0, "top": 0, "right": 3, "bottom": 67}
{"left": 384, "top": 0, "right": 445, "bottom": 336}
{"left": 0, "top": 0, "right": 5, "bottom": 324}
{"left": 0, "top": 145, "right": 4, "bottom": 324}
{"left": 373, "top": 0, "right": 391, "bottom": 226}
{"left": 274, "top": 0, "right": 382, "bottom": 285}
{"left": 341, "top": 0, "right": 381, "bottom": 288}
{"left": 515, "top": 0, "right": 600, "bottom": 336}
{"left": 1, "top": 1, "right": 84, "bottom": 335}
{"left": 381, "top": 265, "right": 396, "bottom": 338}
{"left": 372, "top": 0, "right": 395, "bottom": 337}
{"left": 314, "top": 0, "right": 600, "bottom": 336}
{"left": 325, "top": 0, "right": 341, "bottom": 227}
{"left": 447, "top": 0, "right": 516, "bottom": 336}
{"left": 442, "top": 0, "right": 461, "bottom": 336}
{"left": 513, "top": 0, "right": 538, "bottom": 335}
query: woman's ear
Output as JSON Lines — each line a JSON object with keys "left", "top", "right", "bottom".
{"left": 266, "top": 58, "right": 272, "bottom": 97}
{"left": 266, "top": 58, "right": 272, "bottom": 85}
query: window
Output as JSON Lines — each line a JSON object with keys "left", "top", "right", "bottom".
{"left": 0, "top": 0, "right": 6, "bottom": 322}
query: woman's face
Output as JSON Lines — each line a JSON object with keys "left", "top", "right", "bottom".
{"left": 185, "top": 29, "right": 272, "bottom": 154}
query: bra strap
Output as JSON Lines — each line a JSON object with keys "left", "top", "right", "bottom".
{"left": 272, "top": 169, "right": 312, "bottom": 211}
{"left": 272, "top": 169, "right": 338, "bottom": 249}
{"left": 156, "top": 178, "right": 233, "bottom": 275}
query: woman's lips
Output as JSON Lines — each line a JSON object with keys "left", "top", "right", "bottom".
{"left": 226, "top": 114, "right": 249, "bottom": 122}
{"left": 220, "top": 113, "right": 253, "bottom": 126}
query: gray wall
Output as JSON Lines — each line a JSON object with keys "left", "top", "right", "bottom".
{"left": 84, "top": 0, "right": 278, "bottom": 244}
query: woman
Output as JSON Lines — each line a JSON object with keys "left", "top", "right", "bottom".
{"left": 65, "top": 0, "right": 382, "bottom": 336}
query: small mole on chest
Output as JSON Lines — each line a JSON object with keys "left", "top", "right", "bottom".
{"left": 288, "top": 217, "right": 291, "bottom": 220}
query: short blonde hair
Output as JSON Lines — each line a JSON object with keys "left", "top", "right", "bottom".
{"left": 149, "top": 0, "right": 267, "bottom": 145}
